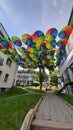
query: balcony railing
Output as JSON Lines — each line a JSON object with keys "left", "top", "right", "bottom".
{"left": 0, "top": 60, "right": 4, "bottom": 66}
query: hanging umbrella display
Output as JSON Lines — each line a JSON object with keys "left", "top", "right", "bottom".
{"left": 0, "top": 44, "right": 5, "bottom": 49}
{"left": 0, "top": 48, "right": 10, "bottom": 55}
{"left": 8, "top": 48, "right": 17, "bottom": 55}
{"left": 57, "top": 39, "right": 68, "bottom": 48}
{"left": 46, "top": 42, "right": 54, "bottom": 51}
{"left": 46, "top": 28, "right": 58, "bottom": 41}
{"left": 17, "top": 47, "right": 27, "bottom": 54}
{"left": 7, "top": 54, "right": 14, "bottom": 60}
{"left": 0, "top": 25, "right": 72, "bottom": 69}
{"left": 1, "top": 38, "right": 13, "bottom": 49}
{"left": 11, "top": 36, "right": 22, "bottom": 46}
{"left": 32, "top": 30, "right": 45, "bottom": 44}
{"left": 22, "top": 34, "right": 33, "bottom": 46}
{"left": 58, "top": 25, "right": 72, "bottom": 39}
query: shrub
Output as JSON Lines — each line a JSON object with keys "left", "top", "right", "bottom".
{"left": 32, "top": 82, "right": 39, "bottom": 86}
{"left": 50, "top": 72, "right": 58, "bottom": 86}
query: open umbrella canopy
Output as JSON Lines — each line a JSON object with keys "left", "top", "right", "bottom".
{"left": 1, "top": 38, "right": 13, "bottom": 49}
{"left": 58, "top": 25, "right": 72, "bottom": 39}
{"left": 32, "top": 30, "right": 45, "bottom": 44}
{"left": 22, "top": 34, "right": 33, "bottom": 46}
{"left": 11, "top": 36, "right": 22, "bottom": 47}
{"left": 0, "top": 25, "right": 72, "bottom": 69}
{"left": 46, "top": 28, "right": 58, "bottom": 42}
{"left": 57, "top": 39, "right": 68, "bottom": 48}
{"left": 0, "top": 48, "right": 10, "bottom": 55}
{"left": 0, "top": 44, "right": 5, "bottom": 49}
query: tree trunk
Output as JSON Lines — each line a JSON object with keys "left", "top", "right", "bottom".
{"left": 39, "top": 67, "right": 42, "bottom": 89}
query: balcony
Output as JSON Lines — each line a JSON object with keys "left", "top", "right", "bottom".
{"left": 0, "top": 58, "right": 4, "bottom": 66}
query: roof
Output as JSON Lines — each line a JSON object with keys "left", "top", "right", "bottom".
{"left": 68, "top": 7, "right": 73, "bottom": 25}
{"left": 0, "top": 23, "right": 10, "bottom": 40}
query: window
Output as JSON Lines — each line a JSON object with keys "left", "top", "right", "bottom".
{"left": 66, "top": 32, "right": 73, "bottom": 55}
{"left": 4, "top": 74, "right": 9, "bottom": 82}
{"left": 0, "top": 58, "right": 4, "bottom": 66}
{"left": 0, "top": 70, "right": 2, "bottom": 75}
{"left": 0, "top": 31, "right": 4, "bottom": 42}
{"left": 6, "top": 58, "right": 12, "bottom": 66}
{"left": 1, "top": 88, "right": 5, "bottom": 92}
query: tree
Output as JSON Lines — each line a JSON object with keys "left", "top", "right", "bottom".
{"left": 36, "top": 68, "right": 46, "bottom": 89}
{"left": 27, "top": 68, "right": 36, "bottom": 74}
{"left": 50, "top": 72, "right": 58, "bottom": 87}
{"left": 35, "top": 71, "right": 39, "bottom": 82}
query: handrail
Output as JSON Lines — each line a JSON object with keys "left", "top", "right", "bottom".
{"left": 56, "top": 82, "right": 73, "bottom": 95}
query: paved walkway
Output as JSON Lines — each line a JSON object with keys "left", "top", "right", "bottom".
{"left": 35, "top": 92, "right": 73, "bottom": 123}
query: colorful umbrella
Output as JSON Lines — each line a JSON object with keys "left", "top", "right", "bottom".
{"left": 32, "top": 30, "right": 45, "bottom": 44}
{"left": 8, "top": 48, "right": 17, "bottom": 55}
{"left": 46, "top": 42, "right": 54, "bottom": 51}
{"left": 22, "top": 34, "right": 33, "bottom": 46}
{"left": 11, "top": 36, "right": 22, "bottom": 46}
{"left": 57, "top": 39, "right": 68, "bottom": 48}
{"left": 60, "top": 48, "right": 66, "bottom": 54}
{"left": 27, "top": 45, "right": 36, "bottom": 53}
{"left": 46, "top": 28, "right": 58, "bottom": 41}
{"left": 1, "top": 38, "right": 13, "bottom": 49}
{"left": 17, "top": 47, "right": 27, "bottom": 54}
{"left": 0, "top": 25, "right": 71, "bottom": 69}
{"left": 59, "top": 25, "right": 72, "bottom": 39}
{"left": 7, "top": 54, "right": 15, "bottom": 60}
{"left": 0, "top": 48, "right": 10, "bottom": 55}
{"left": 0, "top": 44, "right": 5, "bottom": 49}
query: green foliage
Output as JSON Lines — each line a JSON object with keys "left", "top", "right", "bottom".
{"left": 59, "top": 93, "right": 73, "bottom": 106}
{"left": 35, "top": 72, "right": 39, "bottom": 82}
{"left": 32, "top": 82, "right": 39, "bottom": 86}
{"left": 37, "top": 71, "right": 46, "bottom": 82}
{"left": 50, "top": 72, "right": 58, "bottom": 86}
{"left": 34, "top": 69, "right": 46, "bottom": 89}
{"left": 27, "top": 68, "right": 36, "bottom": 74}
{"left": 25, "top": 86, "right": 45, "bottom": 93}
{"left": 0, "top": 93, "right": 41, "bottom": 130}
{"left": 0, "top": 87, "right": 28, "bottom": 98}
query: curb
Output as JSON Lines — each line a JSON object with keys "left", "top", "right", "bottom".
{"left": 58, "top": 95, "right": 73, "bottom": 110}
{"left": 20, "top": 94, "right": 44, "bottom": 130}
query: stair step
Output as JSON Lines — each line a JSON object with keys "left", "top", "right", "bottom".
{"left": 30, "top": 119, "right": 73, "bottom": 130}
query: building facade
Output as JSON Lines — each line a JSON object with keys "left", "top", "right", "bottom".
{"left": 59, "top": 8, "right": 73, "bottom": 94}
{"left": 16, "top": 69, "right": 36, "bottom": 86}
{"left": 0, "top": 23, "right": 18, "bottom": 92}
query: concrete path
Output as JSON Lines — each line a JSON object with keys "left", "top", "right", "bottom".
{"left": 36, "top": 92, "right": 73, "bottom": 122}
{"left": 31, "top": 92, "right": 73, "bottom": 130}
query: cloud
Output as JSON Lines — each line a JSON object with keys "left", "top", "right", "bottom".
{"left": 58, "top": 9, "right": 64, "bottom": 15}
{"left": 0, "top": 1, "right": 14, "bottom": 21}
{"left": 53, "top": 0, "right": 57, "bottom": 7}
{"left": 0, "top": 0, "right": 12, "bottom": 17}
{"left": 0, "top": 0, "right": 26, "bottom": 30}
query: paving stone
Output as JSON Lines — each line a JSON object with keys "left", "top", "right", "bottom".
{"left": 35, "top": 92, "right": 73, "bottom": 122}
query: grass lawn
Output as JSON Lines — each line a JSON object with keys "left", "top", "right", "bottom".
{"left": 0, "top": 94, "right": 41, "bottom": 130}
{"left": 0, "top": 87, "right": 28, "bottom": 98}
{"left": 25, "top": 86, "right": 46, "bottom": 93}
{"left": 59, "top": 93, "right": 73, "bottom": 106}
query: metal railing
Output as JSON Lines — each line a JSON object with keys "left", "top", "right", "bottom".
{"left": 56, "top": 82, "right": 73, "bottom": 95}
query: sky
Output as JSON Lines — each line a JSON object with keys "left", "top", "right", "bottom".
{"left": 0, "top": 0, "right": 73, "bottom": 72}
{"left": 0, "top": 0, "right": 73, "bottom": 38}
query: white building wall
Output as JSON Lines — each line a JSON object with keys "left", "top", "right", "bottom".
{"left": 0, "top": 52, "right": 18, "bottom": 88}
{"left": 68, "top": 68, "right": 73, "bottom": 81}
{"left": 16, "top": 70, "right": 35, "bottom": 86}
{"left": 0, "top": 23, "right": 18, "bottom": 90}
{"left": 59, "top": 31, "right": 73, "bottom": 75}
{"left": 58, "top": 8, "right": 73, "bottom": 94}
